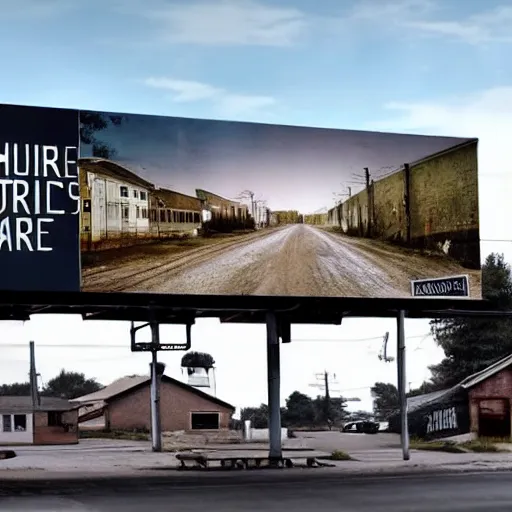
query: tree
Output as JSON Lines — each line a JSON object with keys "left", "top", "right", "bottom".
{"left": 42, "top": 370, "right": 103, "bottom": 399}
{"left": 284, "top": 391, "right": 316, "bottom": 426}
{"left": 0, "top": 382, "right": 31, "bottom": 396}
{"left": 429, "top": 253, "right": 512, "bottom": 388}
{"left": 241, "top": 404, "right": 269, "bottom": 429}
{"left": 79, "top": 112, "right": 124, "bottom": 159}
{"left": 371, "top": 382, "right": 399, "bottom": 421}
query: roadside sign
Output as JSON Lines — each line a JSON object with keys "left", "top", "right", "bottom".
{"left": 411, "top": 275, "right": 470, "bottom": 298}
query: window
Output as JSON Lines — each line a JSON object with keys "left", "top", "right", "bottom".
{"left": 140, "top": 191, "right": 147, "bottom": 201}
{"left": 2, "top": 414, "right": 11, "bottom": 432}
{"left": 150, "top": 209, "right": 157, "bottom": 222}
{"left": 179, "top": 212, "right": 185, "bottom": 223}
{"left": 133, "top": 189, "right": 139, "bottom": 199}
{"left": 120, "top": 186, "right": 129, "bottom": 198}
{"left": 136, "top": 206, "right": 140, "bottom": 219}
{"left": 191, "top": 412, "right": 220, "bottom": 430}
{"left": 194, "top": 213, "right": 200, "bottom": 223}
{"left": 159, "top": 209, "right": 166, "bottom": 223}
{"left": 141, "top": 208, "right": 148, "bottom": 219}
{"left": 14, "top": 414, "right": 26, "bottom": 431}
{"left": 48, "top": 412, "right": 63, "bottom": 427}
{"left": 122, "top": 206, "right": 129, "bottom": 220}
{"left": 173, "top": 211, "right": 178, "bottom": 222}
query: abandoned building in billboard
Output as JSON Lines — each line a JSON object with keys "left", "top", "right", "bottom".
{"left": 327, "top": 139, "right": 480, "bottom": 270}
{"left": 0, "top": 397, "right": 79, "bottom": 446}
{"left": 388, "top": 354, "right": 512, "bottom": 440}
{"left": 73, "top": 374, "right": 235, "bottom": 433}
{"left": 151, "top": 188, "right": 202, "bottom": 238}
{"left": 195, "top": 189, "right": 253, "bottom": 232}
{"left": 79, "top": 158, "right": 259, "bottom": 251}
{"left": 79, "top": 158, "right": 154, "bottom": 251}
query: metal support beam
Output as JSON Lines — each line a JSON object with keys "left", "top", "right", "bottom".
{"left": 397, "top": 309, "right": 410, "bottom": 461}
{"left": 150, "top": 319, "right": 162, "bottom": 452}
{"left": 266, "top": 311, "right": 282, "bottom": 460}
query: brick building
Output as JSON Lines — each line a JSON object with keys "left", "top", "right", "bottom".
{"left": 73, "top": 375, "right": 235, "bottom": 432}
{"left": 0, "top": 397, "right": 79, "bottom": 445}
{"left": 388, "top": 353, "right": 512, "bottom": 440}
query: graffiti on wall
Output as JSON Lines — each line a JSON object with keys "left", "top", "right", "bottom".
{"left": 426, "top": 406, "right": 458, "bottom": 434}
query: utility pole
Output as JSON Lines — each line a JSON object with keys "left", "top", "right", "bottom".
{"left": 378, "top": 332, "right": 394, "bottom": 363}
{"left": 29, "top": 341, "right": 40, "bottom": 409}
{"left": 364, "top": 167, "right": 372, "bottom": 237}
{"left": 150, "top": 319, "right": 162, "bottom": 452}
{"left": 309, "top": 371, "right": 340, "bottom": 426}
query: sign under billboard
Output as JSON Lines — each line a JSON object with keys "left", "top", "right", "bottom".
{"left": 411, "top": 275, "right": 470, "bottom": 298}
{"left": 0, "top": 103, "right": 482, "bottom": 300}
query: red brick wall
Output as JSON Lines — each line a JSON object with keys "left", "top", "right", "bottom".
{"left": 468, "top": 368, "right": 512, "bottom": 434}
{"left": 107, "top": 381, "right": 233, "bottom": 431}
{"left": 33, "top": 410, "right": 79, "bottom": 445}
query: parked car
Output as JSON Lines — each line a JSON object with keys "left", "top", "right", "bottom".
{"left": 342, "top": 420, "right": 380, "bottom": 434}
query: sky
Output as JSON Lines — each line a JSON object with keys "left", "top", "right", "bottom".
{"left": 0, "top": 0, "right": 511, "bottom": 413}
{"left": 81, "top": 111, "right": 466, "bottom": 213}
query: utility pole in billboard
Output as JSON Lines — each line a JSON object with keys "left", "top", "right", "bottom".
{"left": 237, "top": 190, "right": 256, "bottom": 222}
{"left": 397, "top": 310, "right": 410, "bottom": 461}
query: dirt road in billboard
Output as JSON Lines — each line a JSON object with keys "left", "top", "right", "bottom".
{"left": 82, "top": 225, "right": 481, "bottom": 298}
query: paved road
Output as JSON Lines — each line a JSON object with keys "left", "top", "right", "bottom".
{"left": 83, "top": 225, "right": 480, "bottom": 298}
{"left": 2, "top": 472, "right": 512, "bottom": 511}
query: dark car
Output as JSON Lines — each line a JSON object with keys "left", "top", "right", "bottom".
{"left": 342, "top": 420, "right": 380, "bottom": 434}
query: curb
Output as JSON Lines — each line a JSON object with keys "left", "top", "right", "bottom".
{"left": 1, "top": 464, "right": 512, "bottom": 492}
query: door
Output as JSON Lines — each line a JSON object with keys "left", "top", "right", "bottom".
{"left": 478, "top": 399, "right": 511, "bottom": 438}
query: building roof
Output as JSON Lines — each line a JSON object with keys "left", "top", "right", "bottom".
{"left": 72, "top": 374, "right": 235, "bottom": 411}
{"left": 195, "top": 189, "right": 241, "bottom": 205}
{"left": 404, "top": 352, "right": 512, "bottom": 414}
{"left": 460, "top": 353, "right": 512, "bottom": 390}
{"left": 153, "top": 188, "right": 202, "bottom": 210}
{"left": 79, "top": 157, "right": 155, "bottom": 190}
{"left": 0, "top": 396, "right": 76, "bottom": 414}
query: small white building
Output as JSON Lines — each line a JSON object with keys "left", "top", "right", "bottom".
{"left": 79, "top": 158, "right": 154, "bottom": 249}
{"left": 0, "top": 396, "right": 78, "bottom": 445}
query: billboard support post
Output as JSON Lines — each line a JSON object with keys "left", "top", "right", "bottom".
{"left": 397, "top": 309, "right": 410, "bottom": 461}
{"left": 150, "top": 315, "right": 162, "bottom": 453}
{"left": 266, "top": 311, "right": 282, "bottom": 461}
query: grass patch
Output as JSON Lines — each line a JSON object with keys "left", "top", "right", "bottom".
{"left": 79, "top": 430, "right": 149, "bottom": 441}
{"left": 330, "top": 450, "right": 353, "bottom": 461}
{"left": 410, "top": 440, "right": 467, "bottom": 453}
{"left": 410, "top": 437, "right": 507, "bottom": 454}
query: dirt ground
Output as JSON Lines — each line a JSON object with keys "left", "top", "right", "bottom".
{"left": 83, "top": 224, "right": 481, "bottom": 298}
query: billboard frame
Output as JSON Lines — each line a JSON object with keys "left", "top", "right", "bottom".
{"left": 0, "top": 290, "right": 496, "bottom": 323}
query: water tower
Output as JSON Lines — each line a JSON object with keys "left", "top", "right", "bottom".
{"left": 181, "top": 351, "right": 216, "bottom": 396}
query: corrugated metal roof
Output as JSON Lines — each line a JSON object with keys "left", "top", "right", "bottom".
{"left": 71, "top": 375, "right": 148, "bottom": 404}
{"left": 460, "top": 353, "right": 512, "bottom": 390}
{"left": 0, "top": 396, "right": 75, "bottom": 413}
{"left": 407, "top": 388, "right": 455, "bottom": 412}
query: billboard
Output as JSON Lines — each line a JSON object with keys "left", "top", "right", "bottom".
{"left": 0, "top": 103, "right": 482, "bottom": 300}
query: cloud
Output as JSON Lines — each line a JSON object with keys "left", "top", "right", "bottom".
{"left": 348, "top": 1, "right": 512, "bottom": 44}
{"left": 144, "top": 77, "right": 276, "bottom": 115}
{"left": 142, "top": 0, "right": 306, "bottom": 46}
{"left": 406, "top": 5, "right": 512, "bottom": 44}
{"left": 366, "top": 87, "right": 512, "bottom": 258}
{"left": 144, "top": 78, "right": 223, "bottom": 102}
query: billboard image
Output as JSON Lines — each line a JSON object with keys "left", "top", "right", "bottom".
{"left": 0, "top": 103, "right": 482, "bottom": 299}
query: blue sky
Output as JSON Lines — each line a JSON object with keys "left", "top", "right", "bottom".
{"left": 1, "top": 0, "right": 511, "bottom": 405}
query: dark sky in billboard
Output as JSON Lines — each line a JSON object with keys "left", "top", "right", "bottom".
{"left": 0, "top": 104, "right": 80, "bottom": 292}
{"left": 80, "top": 111, "right": 469, "bottom": 213}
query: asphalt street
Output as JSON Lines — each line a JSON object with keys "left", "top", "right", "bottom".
{"left": 2, "top": 472, "right": 512, "bottom": 511}
{"left": 83, "top": 224, "right": 481, "bottom": 298}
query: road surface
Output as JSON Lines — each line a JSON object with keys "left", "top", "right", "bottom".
{"left": 2, "top": 472, "right": 512, "bottom": 511}
{"left": 83, "top": 225, "right": 481, "bottom": 298}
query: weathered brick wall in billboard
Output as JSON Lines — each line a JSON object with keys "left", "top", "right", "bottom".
{"left": 327, "top": 140, "right": 479, "bottom": 269}
{"left": 409, "top": 141, "right": 479, "bottom": 268}
{"left": 372, "top": 169, "right": 406, "bottom": 241}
